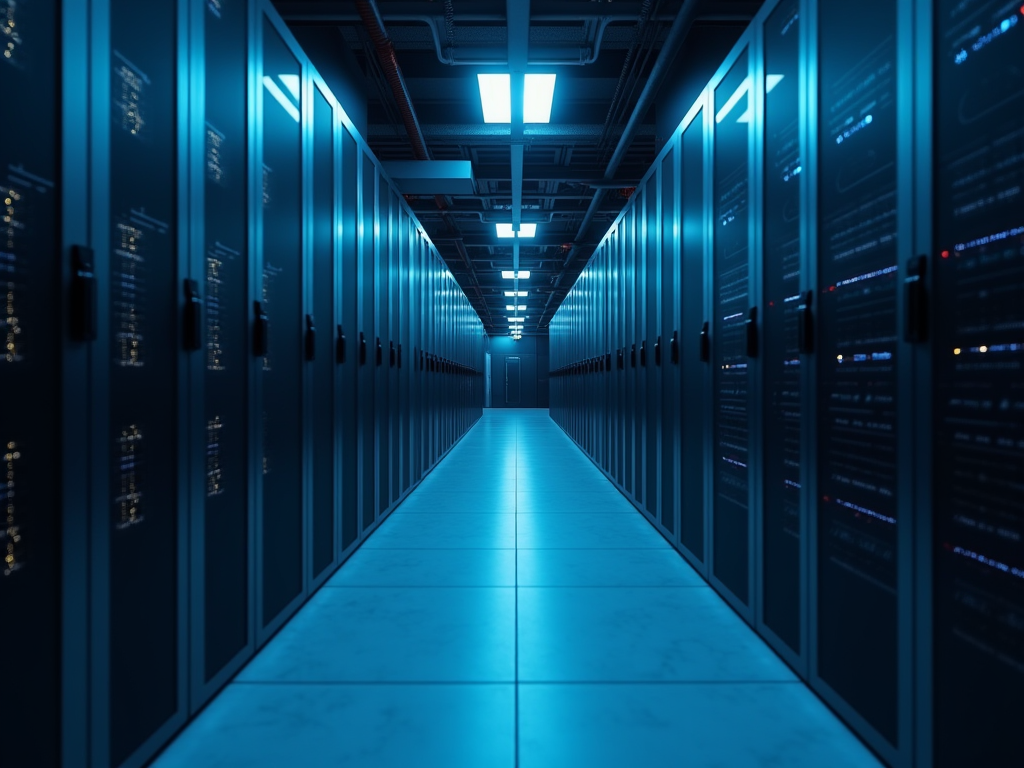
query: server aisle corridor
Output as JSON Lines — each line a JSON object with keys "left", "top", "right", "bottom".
{"left": 150, "top": 410, "right": 880, "bottom": 768}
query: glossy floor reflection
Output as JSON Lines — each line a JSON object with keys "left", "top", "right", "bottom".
{"left": 151, "top": 409, "right": 883, "bottom": 768}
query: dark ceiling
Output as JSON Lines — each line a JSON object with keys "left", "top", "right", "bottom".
{"left": 276, "top": 0, "right": 760, "bottom": 336}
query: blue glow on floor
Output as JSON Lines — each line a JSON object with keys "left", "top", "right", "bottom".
{"left": 150, "top": 409, "right": 883, "bottom": 768}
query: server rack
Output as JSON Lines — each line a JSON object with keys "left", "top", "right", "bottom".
{"left": 550, "top": 0, "right": 1023, "bottom": 765}
{"left": 5, "top": 0, "right": 485, "bottom": 765}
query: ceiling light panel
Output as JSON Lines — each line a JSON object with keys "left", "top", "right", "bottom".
{"left": 496, "top": 223, "right": 537, "bottom": 238}
{"left": 504, "top": 291, "right": 528, "bottom": 297}
{"left": 501, "top": 270, "right": 531, "bottom": 280}
{"left": 478, "top": 74, "right": 511, "bottom": 123}
{"left": 524, "top": 74, "right": 556, "bottom": 123}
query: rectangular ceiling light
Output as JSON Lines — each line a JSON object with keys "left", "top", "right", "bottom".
{"left": 501, "top": 270, "right": 531, "bottom": 280}
{"left": 505, "top": 304, "right": 527, "bottom": 311}
{"left": 504, "top": 291, "right": 528, "bottom": 297}
{"left": 524, "top": 74, "right": 556, "bottom": 123}
{"left": 496, "top": 222, "right": 537, "bottom": 238}
{"left": 507, "top": 317, "right": 526, "bottom": 323}
{"left": 477, "top": 74, "right": 511, "bottom": 123}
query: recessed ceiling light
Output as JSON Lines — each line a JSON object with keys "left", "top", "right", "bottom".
{"left": 524, "top": 74, "right": 556, "bottom": 123}
{"left": 496, "top": 223, "right": 537, "bottom": 238}
{"left": 501, "top": 270, "right": 531, "bottom": 279}
{"left": 505, "top": 304, "right": 527, "bottom": 311}
{"left": 477, "top": 74, "right": 511, "bottom": 123}
{"left": 504, "top": 291, "right": 528, "bottom": 297}
{"left": 507, "top": 317, "right": 526, "bottom": 323}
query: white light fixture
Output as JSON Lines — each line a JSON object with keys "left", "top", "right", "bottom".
{"left": 505, "top": 304, "right": 528, "bottom": 311}
{"left": 501, "top": 270, "right": 531, "bottom": 280}
{"left": 524, "top": 74, "right": 556, "bottom": 123}
{"left": 507, "top": 317, "right": 526, "bottom": 323}
{"left": 504, "top": 290, "right": 528, "bottom": 297}
{"left": 477, "top": 74, "right": 511, "bottom": 123}
{"left": 496, "top": 222, "right": 537, "bottom": 238}
{"left": 477, "top": 73, "right": 556, "bottom": 124}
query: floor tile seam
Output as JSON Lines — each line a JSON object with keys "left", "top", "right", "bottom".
{"left": 512, "top": 679, "right": 805, "bottom": 686}
{"left": 514, "top": 414, "right": 521, "bottom": 768}
{"left": 230, "top": 679, "right": 519, "bottom": 687}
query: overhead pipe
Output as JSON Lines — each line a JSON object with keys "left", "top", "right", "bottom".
{"left": 541, "top": 0, "right": 703, "bottom": 325}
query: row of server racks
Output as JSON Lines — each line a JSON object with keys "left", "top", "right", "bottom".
{"left": 1, "top": 1, "right": 486, "bottom": 767}
{"left": 550, "top": 0, "right": 1022, "bottom": 766}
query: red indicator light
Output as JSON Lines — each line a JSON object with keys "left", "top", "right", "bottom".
{"left": 941, "top": 250, "right": 950, "bottom": 259}
{"left": 1020, "top": 5, "right": 1023, "bottom": 15}
{"left": 829, "top": 285, "right": 836, "bottom": 292}
{"left": 769, "top": 300, "right": 775, "bottom": 307}
{"left": 822, "top": 496, "right": 830, "bottom": 503}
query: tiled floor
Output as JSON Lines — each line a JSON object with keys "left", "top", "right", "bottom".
{"left": 152, "top": 409, "right": 883, "bottom": 768}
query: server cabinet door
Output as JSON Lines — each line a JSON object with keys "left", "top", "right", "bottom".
{"left": 375, "top": 181, "right": 391, "bottom": 518}
{"left": 711, "top": 48, "right": 754, "bottom": 611}
{"left": 645, "top": 175, "right": 661, "bottom": 521}
{"left": 660, "top": 140, "right": 679, "bottom": 537}
{"left": 759, "top": 0, "right": 803, "bottom": 659}
{"left": 816, "top": 0, "right": 901, "bottom": 748}
{"left": 389, "top": 192, "right": 400, "bottom": 505}
{"left": 680, "top": 108, "right": 707, "bottom": 564}
{"left": 338, "top": 127, "right": 359, "bottom": 552}
{"left": 309, "top": 81, "right": 335, "bottom": 584}
{"left": 1, "top": 1, "right": 64, "bottom": 764}
{"left": 358, "top": 154, "right": 375, "bottom": 532}
{"left": 931, "top": 3, "right": 1024, "bottom": 765}
{"left": 258, "top": 14, "right": 305, "bottom": 633}
{"left": 195, "top": 0, "right": 252, "bottom": 703}
{"left": 399, "top": 207, "right": 411, "bottom": 495}
{"left": 100, "top": 0, "right": 188, "bottom": 763}
{"left": 623, "top": 210, "right": 636, "bottom": 498}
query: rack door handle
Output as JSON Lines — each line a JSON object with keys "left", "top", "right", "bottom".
{"left": 305, "top": 314, "right": 316, "bottom": 361}
{"left": 797, "top": 291, "right": 814, "bottom": 354}
{"left": 745, "top": 307, "right": 758, "bottom": 358}
{"left": 630, "top": 343, "right": 636, "bottom": 367}
{"left": 654, "top": 336, "right": 662, "bottom": 366}
{"left": 640, "top": 340, "right": 647, "bottom": 367}
{"left": 183, "top": 279, "right": 203, "bottom": 352}
{"left": 699, "top": 321, "right": 710, "bottom": 362}
{"left": 336, "top": 325, "right": 346, "bottom": 364}
{"left": 359, "top": 332, "right": 367, "bottom": 365}
{"left": 389, "top": 340, "right": 396, "bottom": 367}
{"left": 905, "top": 255, "right": 928, "bottom": 343}
{"left": 70, "top": 245, "right": 97, "bottom": 342}
{"left": 617, "top": 348, "right": 624, "bottom": 369}
{"left": 376, "top": 337, "right": 383, "bottom": 366}
{"left": 253, "top": 301, "right": 269, "bottom": 357}
{"left": 670, "top": 330, "right": 679, "bottom": 364}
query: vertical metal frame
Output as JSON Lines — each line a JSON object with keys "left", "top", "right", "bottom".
{"left": 911, "top": 3, "right": 933, "bottom": 766}
{"left": 61, "top": 0, "right": 93, "bottom": 762}
{"left": 87, "top": 0, "right": 114, "bottom": 759}
{"left": 299, "top": 39, "right": 315, "bottom": 595}
{"left": 748, "top": 10, "right": 766, "bottom": 633}
{"left": 700, "top": 87, "right": 715, "bottom": 583}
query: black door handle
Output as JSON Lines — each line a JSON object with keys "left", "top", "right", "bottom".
{"left": 305, "top": 314, "right": 316, "bottom": 361}
{"left": 390, "top": 340, "right": 396, "bottom": 367}
{"left": 253, "top": 301, "right": 269, "bottom": 357}
{"left": 359, "top": 332, "right": 367, "bottom": 365}
{"left": 631, "top": 343, "right": 636, "bottom": 367}
{"left": 640, "top": 340, "right": 647, "bottom": 367}
{"left": 617, "top": 348, "right": 624, "bottom": 369}
{"left": 746, "top": 307, "right": 758, "bottom": 358}
{"left": 670, "top": 330, "right": 679, "bottom": 364}
{"left": 654, "top": 336, "right": 661, "bottom": 366}
{"left": 797, "top": 290, "right": 814, "bottom": 354}
{"left": 699, "top": 321, "right": 710, "bottom": 363}
{"left": 70, "top": 245, "right": 97, "bottom": 342}
{"left": 336, "top": 324, "right": 346, "bottom": 363}
{"left": 183, "top": 279, "right": 203, "bottom": 352}
{"left": 905, "top": 255, "right": 928, "bottom": 343}
{"left": 376, "top": 337, "right": 383, "bottom": 366}
{"left": 606, "top": 352, "right": 612, "bottom": 371}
